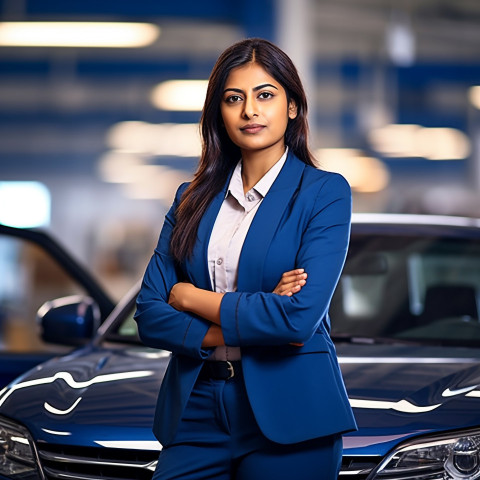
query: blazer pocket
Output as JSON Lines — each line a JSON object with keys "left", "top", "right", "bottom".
{"left": 243, "top": 348, "right": 354, "bottom": 443}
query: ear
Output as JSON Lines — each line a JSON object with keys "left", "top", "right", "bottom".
{"left": 288, "top": 100, "right": 298, "bottom": 120}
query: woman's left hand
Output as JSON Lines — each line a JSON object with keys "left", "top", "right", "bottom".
{"left": 273, "top": 268, "right": 307, "bottom": 296}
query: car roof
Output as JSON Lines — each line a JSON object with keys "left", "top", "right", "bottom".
{"left": 352, "top": 213, "right": 480, "bottom": 228}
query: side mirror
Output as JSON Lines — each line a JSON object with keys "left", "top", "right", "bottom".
{"left": 37, "top": 295, "right": 101, "bottom": 346}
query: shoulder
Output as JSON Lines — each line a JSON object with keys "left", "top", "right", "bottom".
{"left": 301, "top": 164, "right": 351, "bottom": 198}
{"left": 171, "top": 181, "right": 191, "bottom": 206}
{"left": 297, "top": 165, "right": 351, "bottom": 224}
{"left": 175, "top": 181, "right": 190, "bottom": 198}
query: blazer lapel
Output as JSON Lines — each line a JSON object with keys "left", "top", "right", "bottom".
{"left": 185, "top": 182, "right": 229, "bottom": 291}
{"left": 237, "top": 153, "right": 306, "bottom": 292}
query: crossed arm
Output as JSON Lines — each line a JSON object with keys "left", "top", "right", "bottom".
{"left": 168, "top": 268, "right": 307, "bottom": 347}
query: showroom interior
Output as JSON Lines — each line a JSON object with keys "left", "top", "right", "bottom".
{"left": 1, "top": 0, "right": 480, "bottom": 302}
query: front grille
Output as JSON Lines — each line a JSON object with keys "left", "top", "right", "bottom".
{"left": 37, "top": 444, "right": 159, "bottom": 480}
{"left": 339, "top": 456, "right": 382, "bottom": 479}
{"left": 374, "top": 466, "right": 445, "bottom": 480}
{"left": 36, "top": 444, "right": 381, "bottom": 480}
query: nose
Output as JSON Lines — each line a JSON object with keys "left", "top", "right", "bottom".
{"left": 242, "top": 95, "right": 258, "bottom": 119}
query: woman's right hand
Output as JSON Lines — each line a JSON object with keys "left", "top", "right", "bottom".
{"left": 273, "top": 268, "right": 307, "bottom": 297}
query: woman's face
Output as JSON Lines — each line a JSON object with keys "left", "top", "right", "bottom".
{"left": 220, "top": 62, "right": 297, "bottom": 158}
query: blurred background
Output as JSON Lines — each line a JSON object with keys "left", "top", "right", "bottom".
{"left": 1, "top": 0, "right": 480, "bottom": 302}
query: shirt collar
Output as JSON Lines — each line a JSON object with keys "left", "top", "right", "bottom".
{"left": 253, "top": 147, "right": 288, "bottom": 198}
{"left": 227, "top": 147, "right": 289, "bottom": 201}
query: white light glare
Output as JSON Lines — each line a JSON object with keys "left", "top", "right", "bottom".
{"left": 369, "top": 124, "right": 471, "bottom": 160}
{"left": 151, "top": 80, "right": 208, "bottom": 111}
{"left": 94, "top": 440, "right": 162, "bottom": 451}
{"left": 316, "top": 148, "right": 390, "bottom": 193}
{"left": 97, "top": 152, "right": 190, "bottom": 201}
{"left": 469, "top": 86, "right": 480, "bottom": 110}
{"left": 386, "top": 11, "right": 416, "bottom": 67}
{"left": 0, "top": 181, "right": 51, "bottom": 228}
{"left": 107, "top": 121, "right": 202, "bottom": 157}
{"left": 0, "top": 22, "right": 160, "bottom": 48}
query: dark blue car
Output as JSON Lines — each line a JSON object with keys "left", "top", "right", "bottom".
{"left": 1, "top": 214, "right": 480, "bottom": 480}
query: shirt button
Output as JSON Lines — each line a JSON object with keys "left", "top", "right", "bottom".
{"left": 246, "top": 193, "right": 255, "bottom": 202}
{"left": 216, "top": 258, "right": 223, "bottom": 265}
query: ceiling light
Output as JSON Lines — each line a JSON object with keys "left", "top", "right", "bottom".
{"left": 97, "top": 152, "right": 147, "bottom": 183}
{"left": 368, "top": 124, "right": 421, "bottom": 158}
{"left": 416, "top": 128, "right": 471, "bottom": 160}
{"left": 386, "top": 11, "right": 416, "bottom": 67}
{"left": 151, "top": 80, "right": 208, "bottom": 111}
{"left": 469, "top": 86, "right": 480, "bottom": 110}
{"left": 106, "top": 121, "right": 202, "bottom": 157}
{"left": 369, "top": 124, "right": 471, "bottom": 160}
{"left": 122, "top": 167, "right": 190, "bottom": 201}
{"left": 316, "top": 148, "right": 390, "bottom": 193}
{"left": 0, "top": 22, "right": 160, "bottom": 48}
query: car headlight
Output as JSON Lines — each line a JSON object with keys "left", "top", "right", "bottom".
{"left": 0, "top": 416, "right": 39, "bottom": 478}
{"left": 373, "top": 429, "right": 480, "bottom": 479}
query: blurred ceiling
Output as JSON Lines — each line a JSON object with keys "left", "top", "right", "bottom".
{"left": 0, "top": 0, "right": 479, "bottom": 182}
{"left": 311, "top": 0, "right": 480, "bottom": 60}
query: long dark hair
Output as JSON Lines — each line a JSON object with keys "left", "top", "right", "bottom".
{"left": 170, "top": 38, "right": 315, "bottom": 262}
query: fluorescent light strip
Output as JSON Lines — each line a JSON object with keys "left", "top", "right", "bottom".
{"left": 151, "top": 80, "right": 208, "bottom": 111}
{"left": 0, "top": 22, "right": 160, "bottom": 48}
{"left": 469, "top": 86, "right": 480, "bottom": 109}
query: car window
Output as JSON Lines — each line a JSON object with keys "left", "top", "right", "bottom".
{"left": 0, "top": 235, "right": 86, "bottom": 354}
{"left": 116, "top": 309, "right": 139, "bottom": 339}
{"left": 330, "top": 235, "right": 480, "bottom": 346}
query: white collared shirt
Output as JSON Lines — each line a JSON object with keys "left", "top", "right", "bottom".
{"left": 207, "top": 148, "right": 288, "bottom": 360}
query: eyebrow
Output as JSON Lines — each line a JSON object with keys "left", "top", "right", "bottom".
{"left": 223, "top": 83, "right": 279, "bottom": 94}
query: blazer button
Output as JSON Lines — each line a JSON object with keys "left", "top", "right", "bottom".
{"left": 216, "top": 258, "right": 223, "bottom": 265}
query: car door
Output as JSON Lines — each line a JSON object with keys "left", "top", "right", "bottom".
{"left": 0, "top": 224, "right": 114, "bottom": 387}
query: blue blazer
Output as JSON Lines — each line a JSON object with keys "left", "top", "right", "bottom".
{"left": 134, "top": 152, "right": 357, "bottom": 446}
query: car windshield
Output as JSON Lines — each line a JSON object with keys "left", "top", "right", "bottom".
{"left": 106, "top": 231, "right": 480, "bottom": 348}
{"left": 330, "top": 233, "right": 480, "bottom": 346}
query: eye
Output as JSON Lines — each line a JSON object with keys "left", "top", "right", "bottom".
{"left": 258, "top": 91, "right": 274, "bottom": 100}
{"left": 225, "top": 94, "right": 243, "bottom": 104}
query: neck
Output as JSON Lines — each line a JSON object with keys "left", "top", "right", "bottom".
{"left": 241, "top": 144, "right": 286, "bottom": 193}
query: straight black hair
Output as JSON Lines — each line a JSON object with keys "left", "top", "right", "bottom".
{"left": 170, "top": 38, "right": 315, "bottom": 262}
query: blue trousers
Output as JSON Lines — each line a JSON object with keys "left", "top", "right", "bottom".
{"left": 153, "top": 366, "right": 342, "bottom": 480}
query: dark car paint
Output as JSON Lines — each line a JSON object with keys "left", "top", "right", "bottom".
{"left": 2, "top": 339, "right": 480, "bottom": 459}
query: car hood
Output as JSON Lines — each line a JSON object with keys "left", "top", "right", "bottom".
{"left": 1, "top": 343, "right": 480, "bottom": 455}
{"left": 0, "top": 345, "right": 169, "bottom": 449}
{"left": 337, "top": 342, "right": 480, "bottom": 454}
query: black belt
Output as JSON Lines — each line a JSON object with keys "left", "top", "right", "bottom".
{"left": 199, "top": 360, "right": 241, "bottom": 380}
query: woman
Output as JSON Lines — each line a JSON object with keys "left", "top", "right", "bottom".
{"left": 135, "top": 37, "right": 357, "bottom": 480}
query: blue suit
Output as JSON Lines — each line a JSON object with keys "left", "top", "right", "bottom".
{"left": 135, "top": 152, "right": 357, "bottom": 449}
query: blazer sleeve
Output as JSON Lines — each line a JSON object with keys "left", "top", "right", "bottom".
{"left": 220, "top": 173, "right": 351, "bottom": 346}
{"left": 134, "top": 184, "right": 213, "bottom": 359}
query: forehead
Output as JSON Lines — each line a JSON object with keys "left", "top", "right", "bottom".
{"left": 224, "top": 62, "right": 283, "bottom": 90}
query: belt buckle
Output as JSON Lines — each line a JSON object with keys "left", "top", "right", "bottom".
{"left": 226, "top": 360, "right": 235, "bottom": 379}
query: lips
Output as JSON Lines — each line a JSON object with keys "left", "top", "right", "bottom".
{"left": 240, "top": 123, "right": 265, "bottom": 134}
